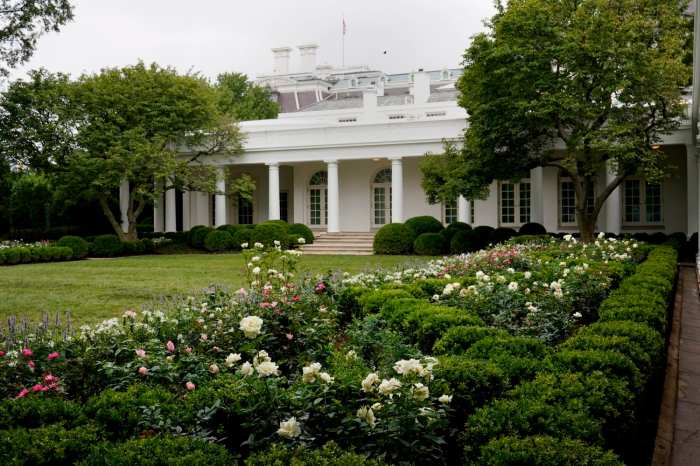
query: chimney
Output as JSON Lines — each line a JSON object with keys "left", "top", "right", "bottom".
{"left": 298, "top": 44, "right": 319, "bottom": 73}
{"left": 411, "top": 70, "right": 431, "bottom": 104}
{"left": 271, "top": 47, "right": 292, "bottom": 75}
{"left": 363, "top": 88, "right": 378, "bottom": 110}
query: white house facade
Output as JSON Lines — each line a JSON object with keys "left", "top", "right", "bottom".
{"left": 147, "top": 44, "right": 700, "bottom": 240}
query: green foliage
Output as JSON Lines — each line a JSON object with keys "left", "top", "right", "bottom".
{"left": 373, "top": 223, "right": 415, "bottom": 255}
{"left": 288, "top": 223, "right": 314, "bottom": 245}
{"left": 404, "top": 215, "right": 444, "bottom": 237}
{"left": 245, "top": 441, "right": 388, "bottom": 466}
{"left": 490, "top": 227, "right": 517, "bottom": 244}
{"left": 90, "top": 234, "right": 123, "bottom": 257}
{"left": 251, "top": 221, "right": 288, "bottom": 248}
{"left": 204, "top": 230, "right": 234, "bottom": 252}
{"left": 0, "top": 424, "right": 99, "bottom": 465}
{"left": 0, "top": 397, "right": 83, "bottom": 430}
{"left": 80, "top": 435, "right": 235, "bottom": 466}
{"left": 518, "top": 222, "right": 547, "bottom": 235}
{"left": 413, "top": 232, "right": 447, "bottom": 256}
{"left": 121, "top": 240, "right": 146, "bottom": 255}
{"left": 432, "top": 325, "right": 508, "bottom": 355}
{"left": 231, "top": 227, "right": 253, "bottom": 250}
{"left": 450, "top": 229, "right": 483, "bottom": 254}
{"left": 358, "top": 289, "right": 414, "bottom": 316}
{"left": 216, "top": 72, "right": 279, "bottom": 121}
{"left": 477, "top": 435, "right": 623, "bottom": 466}
{"left": 189, "top": 225, "right": 213, "bottom": 249}
{"left": 56, "top": 235, "right": 89, "bottom": 259}
{"left": 440, "top": 221, "right": 471, "bottom": 243}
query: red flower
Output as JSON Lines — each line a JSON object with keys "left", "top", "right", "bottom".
{"left": 21, "top": 348, "right": 32, "bottom": 358}
{"left": 27, "top": 360, "right": 35, "bottom": 369}
{"left": 15, "top": 388, "right": 29, "bottom": 399}
{"left": 47, "top": 352, "right": 60, "bottom": 361}
{"left": 0, "top": 351, "right": 5, "bottom": 357}
{"left": 31, "top": 384, "right": 47, "bottom": 393}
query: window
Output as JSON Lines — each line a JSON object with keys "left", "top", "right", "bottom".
{"left": 499, "top": 181, "right": 530, "bottom": 226}
{"left": 559, "top": 179, "right": 595, "bottom": 226}
{"left": 470, "top": 201, "right": 475, "bottom": 225}
{"left": 238, "top": 196, "right": 253, "bottom": 224}
{"left": 623, "top": 179, "right": 662, "bottom": 224}
{"left": 280, "top": 192, "right": 289, "bottom": 223}
{"left": 443, "top": 199, "right": 457, "bottom": 224}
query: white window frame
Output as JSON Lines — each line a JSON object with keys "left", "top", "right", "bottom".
{"left": 622, "top": 178, "right": 663, "bottom": 226}
{"left": 498, "top": 180, "right": 531, "bottom": 227}
{"left": 559, "top": 178, "right": 596, "bottom": 227}
{"left": 443, "top": 199, "right": 458, "bottom": 225}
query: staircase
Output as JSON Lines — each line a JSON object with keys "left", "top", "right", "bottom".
{"left": 301, "top": 232, "right": 375, "bottom": 255}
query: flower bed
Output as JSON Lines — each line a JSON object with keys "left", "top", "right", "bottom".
{"left": 0, "top": 236, "right": 670, "bottom": 465}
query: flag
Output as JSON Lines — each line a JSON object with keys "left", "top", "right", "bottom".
{"left": 342, "top": 17, "right": 347, "bottom": 35}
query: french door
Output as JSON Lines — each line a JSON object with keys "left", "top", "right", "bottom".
{"left": 309, "top": 187, "right": 328, "bottom": 227}
{"left": 372, "top": 183, "right": 392, "bottom": 228}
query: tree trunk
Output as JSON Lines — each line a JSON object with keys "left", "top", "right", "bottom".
{"left": 97, "top": 194, "right": 127, "bottom": 241}
{"left": 577, "top": 212, "right": 596, "bottom": 243}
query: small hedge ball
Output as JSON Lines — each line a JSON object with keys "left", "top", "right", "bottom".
{"left": 90, "top": 234, "right": 123, "bottom": 257}
{"left": 231, "top": 228, "right": 253, "bottom": 250}
{"left": 373, "top": 223, "right": 415, "bottom": 255}
{"left": 413, "top": 232, "right": 447, "bottom": 255}
{"left": 441, "top": 221, "right": 471, "bottom": 243}
{"left": 288, "top": 223, "right": 314, "bottom": 245}
{"left": 251, "top": 222, "right": 288, "bottom": 248}
{"left": 451, "top": 230, "right": 482, "bottom": 254}
{"left": 204, "top": 230, "right": 234, "bottom": 252}
{"left": 404, "top": 215, "right": 444, "bottom": 237}
{"left": 189, "top": 225, "right": 214, "bottom": 249}
{"left": 519, "top": 222, "right": 547, "bottom": 235}
{"left": 491, "top": 227, "right": 517, "bottom": 245}
{"left": 56, "top": 236, "right": 89, "bottom": 259}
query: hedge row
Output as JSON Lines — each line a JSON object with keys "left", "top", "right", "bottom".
{"left": 187, "top": 221, "right": 314, "bottom": 252}
{"left": 342, "top": 245, "right": 676, "bottom": 464}
{"left": 0, "top": 246, "right": 74, "bottom": 265}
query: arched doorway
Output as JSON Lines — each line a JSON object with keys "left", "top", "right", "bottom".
{"left": 371, "top": 168, "right": 392, "bottom": 228}
{"left": 308, "top": 170, "right": 328, "bottom": 227}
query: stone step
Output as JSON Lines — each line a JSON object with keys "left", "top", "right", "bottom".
{"left": 312, "top": 238, "right": 374, "bottom": 245}
{"left": 303, "top": 244, "right": 373, "bottom": 251}
{"left": 302, "top": 250, "right": 373, "bottom": 256}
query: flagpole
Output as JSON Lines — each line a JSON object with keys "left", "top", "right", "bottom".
{"left": 342, "top": 14, "right": 345, "bottom": 68}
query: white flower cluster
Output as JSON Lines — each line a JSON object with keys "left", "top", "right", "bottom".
{"left": 302, "top": 362, "right": 334, "bottom": 384}
{"left": 239, "top": 350, "right": 279, "bottom": 378}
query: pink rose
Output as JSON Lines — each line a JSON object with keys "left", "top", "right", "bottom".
{"left": 135, "top": 349, "right": 146, "bottom": 358}
{"left": 0, "top": 351, "right": 5, "bottom": 357}
{"left": 286, "top": 333, "right": 294, "bottom": 341}
{"left": 184, "top": 346, "right": 193, "bottom": 354}
{"left": 44, "top": 374, "right": 59, "bottom": 387}
{"left": 27, "top": 360, "right": 35, "bottom": 369}
{"left": 47, "top": 352, "right": 60, "bottom": 361}
{"left": 185, "top": 381, "right": 195, "bottom": 391}
{"left": 31, "top": 384, "right": 47, "bottom": 393}
{"left": 138, "top": 366, "right": 148, "bottom": 376}
{"left": 21, "top": 348, "right": 33, "bottom": 358}
{"left": 166, "top": 341, "right": 175, "bottom": 353}
{"left": 15, "top": 388, "right": 29, "bottom": 399}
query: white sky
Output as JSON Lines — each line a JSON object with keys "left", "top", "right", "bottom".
{"left": 11, "top": 0, "right": 497, "bottom": 81}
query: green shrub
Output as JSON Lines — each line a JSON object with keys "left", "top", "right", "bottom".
{"left": 433, "top": 325, "right": 509, "bottom": 355}
{"left": 81, "top": 435, "right": 235, "bottom": 466}
{"left": 466, "top": 336, "right": 552, "bottom": 384}
{"left": 441, "top": 221, "right": 471, "bottom": 243}
{"left": 473, "top": 225, "right": 495, "bottom": 245}
{"left": 216, "top": 224, "right": 242, "bottom": 236}
{"left": 90, "top": 234, "right": 123, "bottom": 257}
{"left": 509, "top": 234, "right": 551, "bottom": 245}
{"left": 4, "top": 248, "right": 20, "bottom": 264}
{"left": 552, "top": 349, "right": 641, "bottom": 391}
{"left": 0, "top": 397, "right": 84, "bottom": 430}
{"left": 413, "top": 232, "right": 447, "bottom": 255}
{"left": 121, "top": 240, "right": 146, "bottom": 255}
{"left": 231, "top": 228, "right": 253, "bottom": 250}
{"left": 404, "top": 215, "right": 444, "bottom": 237}
{"left": 204, "top": 230, "right": 234, "bottom": 252}
{"left": 189, "top": 225, "right": 214, "bottom": 249}
{"left": 477, "top": 435, "right": 623, "bottom": 466}
{"left": 561, "top": 334, "right": 654, "bottom": 376}
{"left": 336, "top": 286, "right": 369, "bottom": 322}
{"left": 358, "top": 289, "right": 414, "bottom": 316}
{"left": 55, "top": 246, "right": 73, "bottom": 261}
{"left": 245, "top": 441, "right": 389, "bottom": 466}
{"left": 583, "top": 321, "right": 664, "bottom": 369}
{"left": 403, "top": 304, "right": 484, "bottom": 352}
{"left": 378, "top": 297, "right": 425, "bottom": 328}
{"left": 251, "top": 222, "right": 288, "bottom": 248}
{"left": 373, "top": 223, "right": 415, "bottom": 255}
{"left": 0, "top": 424, "right": 100, "bottom": 465}
{"left": 57, "top": 235, "right": 90, "bottom": 259}
{"left": 288, "top": 223, "right": 315, "bottom": 245}
{"left": 490, "top": 227, "right": 517, "bottom": 244}
{"left": 451, "top": 229, "right": 482, "bottom": 254}
{"left": 518, "top": 222, "right": 547, "bottom": 235}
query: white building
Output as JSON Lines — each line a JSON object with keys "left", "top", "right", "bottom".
{"left": 150, "top": 43, "right": 700, "bottom": 242}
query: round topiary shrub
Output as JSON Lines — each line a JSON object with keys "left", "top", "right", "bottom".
{"left": 231, "top": 228, "right": 253, "bottom": 250}
{"left": 56, "top": 236, "right": 89, "bottom": 259}
{"left": 204, "top": 230, "right": 234, "bottom": 252}
{"left": 216, "top": 224, "right": 242, "bottom": 236}
{"left": 121, "top": 240, "right": 146, "bottom": 255}
{"left": 404, "top": 215, "right": 444, "bottom": 237}
{"left": 373, "top": 223, "right": 415, "bottom": 255}
{"left": 473, "top": 225, "right": 495, "bottom": 245}
{"left": 413, "top": 232, "right": 447, "bottom": 256}
{"left": 288, "top": 223, "right": 314, "bottom": 245}
{"left": 90, "top": 234, "right": 123, "bottom": 257}
{"left": 451, "top": 230, "right": 482, "bottom": 254}
{"left": 519, "top": 222, "right": 547, "bottom": 235}
{"left": 441, "top": 221, "right": 471, "bottom": 243}
{"left": 251, "top": 222, "right": 288, "bottom": 248}
{"left": 188, "top": 225, "right": 213, "bottom": 249}
{"left": 491, "top": 227, "right": 517, "bottom": 244}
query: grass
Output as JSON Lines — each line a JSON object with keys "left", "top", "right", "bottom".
{"left": 0, "top": 253, "right": 420, "bottom": 325}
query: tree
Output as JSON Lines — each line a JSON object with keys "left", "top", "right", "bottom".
{"left": 216, "top": 72, "right": 279, "bottom": 121}
{"left": 421, "top": 0, "right": 691, "bottom": 242}
{"left": 0, "top": 0, "right": 73, "bottom": 77}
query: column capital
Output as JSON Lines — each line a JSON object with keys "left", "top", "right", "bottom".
{"left": 323, "top": 159, "right": 338, "bottom": 165}
{"left": 388, "top": 156, "right": 403, "bottom": 162}
{"left": 266, "top": 161, "right": 280, "bottom": 167}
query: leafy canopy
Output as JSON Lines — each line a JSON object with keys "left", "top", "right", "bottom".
{"left": 216, "top": 72, "right": 279, "bottom": 121}
{"left": 422, "top": 0, "right": 690, "bottom": 239}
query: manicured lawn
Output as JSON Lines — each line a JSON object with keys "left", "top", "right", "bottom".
{"left": 0, "top": 253, "right": 419, "bottom": 324}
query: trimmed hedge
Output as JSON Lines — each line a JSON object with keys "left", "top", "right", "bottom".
{"left": 450, "top": 230, "right": 481, "bottom": 254}
{"left": 231, "top": 228, "right": 253, "bottom": 250}
{"left": 0, "top": 424, "right": 100, "bottom": 465}
{"left": 440, "top": 221, "right": 471, "bottom": 243}
{"left": 251, "top": 221, "right": 288, "bottom": 248}
{"left": 413, "top": 232, "right": 447, "bottom": 255}
{"left": 373, "top": 223, "right": 415, "bottom": 255}
{"left": 56, "top": 235, "right": 90, "bottom": 259}
{"left": 404, "top": 215, "right": 444, "bottom": 237}
{"left": 90, "top": 234, "right": 123, "bottom": 257}
{"left": 518, "top": 222, "right": 547, "bottom": 235}
{"left": 188, "top": 225, "right": 214, "bottom": 249}
{"left": 245, "top": 441, "right": 389, "bottom": 466}
{"left": 0, "top": 246, "right": 73, "bottom": 265}
{"left": 204, "top": 230, "right": 234, "bottom": 252}
{"left": 288, "top": 223, "right": 315, "bottom": 245}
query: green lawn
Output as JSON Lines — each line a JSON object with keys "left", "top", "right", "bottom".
{"left": 0, "top": 254, "right": 420, "bottom": 324}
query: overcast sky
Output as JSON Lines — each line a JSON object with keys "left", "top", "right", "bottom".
{"left": 12, "top": 0, "right": 497, "bottom": 82}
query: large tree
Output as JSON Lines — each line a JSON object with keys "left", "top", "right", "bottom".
{"left": 0, "top": 0, "right": 73, "bottom": 77}
{"left": 421, "top": 0, "right": 691, "bottom": 241}
{"left": 216, "top": 72, "right": 279, "bottom": 121}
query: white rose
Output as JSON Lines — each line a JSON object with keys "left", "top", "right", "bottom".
{"left": 361, "top": 372, "right": 380, "bottom": 392}
{"left": 239, "top": 361, "right": 254, "bottom": 376}
{"left": 524, "top": 271, "right": 532, "bottom": 279}
{"left": 239, "top": 315, "right": 263, "bottom": 338}
{"left": 209, "top": 363, "right": 220, "bottom": 374}
{"left": 320, "top": 372, "right": 334, "bottom": 384}
{"left": 393, "top": 359, "right": 425, "bottom": 377}
{"left": 255, "top": 360, "right": 279, "bottom": 377}
{"left": 298, "top": 237, "right": 306, "bottom": 244}
{"left": 302, "top": 362, "right": 322, "bottom": 383}
{"left": 277, "top": 417, "right": 301, "bottom": 438}
{"left": 274, "top": 240, "right": 281, "bottom": 246}
{"left": 378, "top": 378, "right": 402, "bottom": 397}
{"left": 412, "top": 383, "right": 430, "bottom": 401}
{"left": 507, "top": 282, "right": 518, "bottom": 291}
{"left": 225, "top": 353, "right": 241, "bottom": 367}
{"left": 356, "top": 406, "right": 376, "bottom": 427}
{"left": 241, "top": 242, "right": 249, "bottom": 249}
{"left": 252, "top": 267, "right": 261, "bottom": 275}
{"left": 438, "top": 394, "right": 453, "bottom": 404}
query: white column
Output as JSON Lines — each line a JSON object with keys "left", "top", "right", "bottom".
{"left": 390, "top": 157, "right": 404, "bottom": 223}
{"left": 605, "top": 162, "right": 621, "bottom": 235}
{"left": 182, "top": 191, "right": 191, "bottom": 231}
{"left": 457, "top": 195, "right": 469, "bottom": 223}
{"left": 119, "top": 179, "right": 129, "bottom": 233}
{"left": 530, "top": 167, "right": 544, "bottom": 224}
{"left": 165, "top": 179, "right": 177, "bottom": 233}
{"left": 686, "top": 143, "right": 698, "bottom": 237}
{"left": 326, "top": 159, "right": 340, "bottom": 233}
{"left": 153, "top": 182, "right": 164, "bottom": 233}
{"left": 215, "top": 168, "right": 227, "bottom": 227}
{"left": 267, "top": 162, "right": 280, "bottom": 221}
